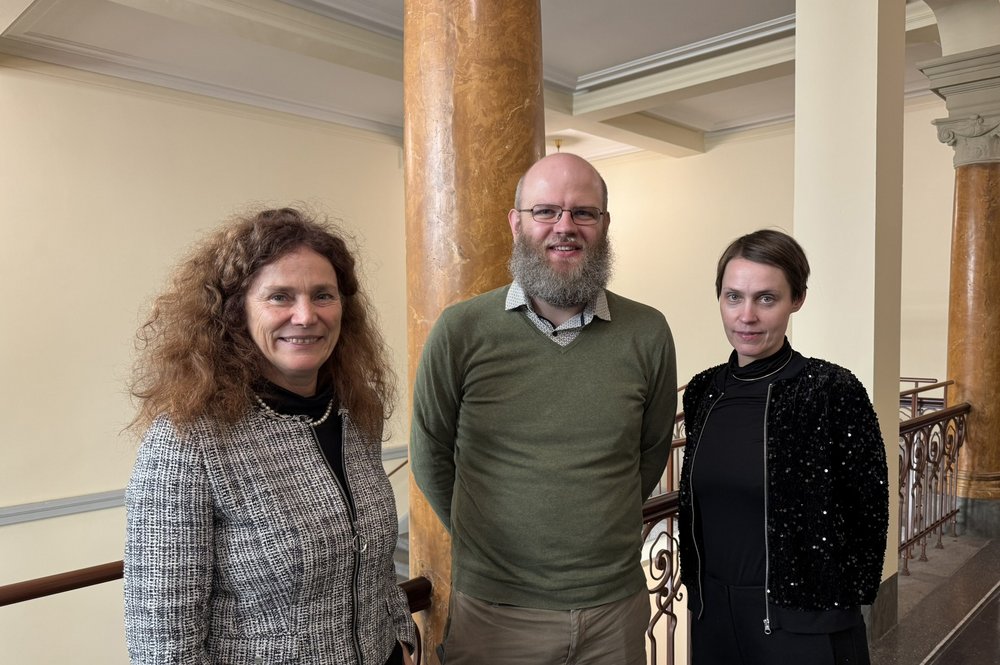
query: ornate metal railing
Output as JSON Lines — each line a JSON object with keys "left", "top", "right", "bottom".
{"left": 898, "top": 398, "right": 970, "bottom": 576}
{"left": 643, "top": 490, "right": 683, "bottom": 665}
{"left": 899, "top": 377, "right": 949, "bottom": 420}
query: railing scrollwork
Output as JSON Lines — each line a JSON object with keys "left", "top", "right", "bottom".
{"left": 643, "top": 491, "right": 683, "bottom": 665}
{"left": 898, "top": 394, "right": 970, "bottom": 575}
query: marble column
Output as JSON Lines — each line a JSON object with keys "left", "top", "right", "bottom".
{"left": 403, "top": 0, "right": 544, "bottom": 659}
{"left": 920, "top": 38, "right": 1000, "bottom": 535}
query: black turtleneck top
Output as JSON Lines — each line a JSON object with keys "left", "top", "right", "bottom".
{"left": 690, "top": 339, "right": 806, "bottom": 586}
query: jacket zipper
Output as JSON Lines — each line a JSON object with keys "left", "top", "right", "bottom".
{"left": 689, "top": 390, "right": 724, "bottom": 621}
{"left": 762, "top": 384, "right": 773, "bottom": 635}
{"left": 308, "top": 418, "right": 365, "bottom": 664}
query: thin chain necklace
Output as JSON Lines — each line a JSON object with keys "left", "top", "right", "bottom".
{"left": 254, "top": 394, "right": 335, "bottom": 427}
{"left": 729, "top": 349, "right": 794, "bottom": 382}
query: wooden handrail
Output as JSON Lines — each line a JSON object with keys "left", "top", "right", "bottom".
{"left": 899, "top": 380, "right": 953, "bottom": 398}
{"left": 642, "top": 490, "right": 679, "bottom": 523}
{"left": 2, "top": 494, "right": 684, "bottom": 609}
{"left": 0, "top": 561, "right": 123, "bottom": 607}
{"left": 401, "top": 575, "right": 432, "bottom": 613}
{"left": 386, "top": 458, "right": 409, "bottom": 478}
{"left": 0, "top": 560, "right": 433, "bottom": 614}
{"left": 899, "top": 402, "right": 971, "bottom": 435}
{"left": 899, "top": 376, "right": 938, "bottom": 385}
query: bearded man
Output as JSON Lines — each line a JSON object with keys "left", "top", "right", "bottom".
{"left": 410, "top": 153, "right": 677, "bottom": 665}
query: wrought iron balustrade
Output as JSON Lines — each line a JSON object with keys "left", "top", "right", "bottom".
{"left": 898, "top": 398, "right": 970, "bottom": 575}
{"left": 899, "top": 377, "right": 948, "bottom": 420}
{"left": 643, "top": 491, "right": 683, "bottom": 665}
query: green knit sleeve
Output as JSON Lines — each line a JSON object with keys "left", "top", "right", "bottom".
{"left": 409, "top": 308, "right": 462, "bottom": 530}
{"left": 638, "top": 315, "right": 678, "bottom": 499}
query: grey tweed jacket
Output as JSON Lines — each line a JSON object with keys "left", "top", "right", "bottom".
{"left": 124, "top": 406, "right": 416, "bottom": 664}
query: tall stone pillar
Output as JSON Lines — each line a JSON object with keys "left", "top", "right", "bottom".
{"left": 403, "top": 0, "right": 544, "bottom": 660}
{"left": 920, "top": 40, "right": 1000, "bottom": 537}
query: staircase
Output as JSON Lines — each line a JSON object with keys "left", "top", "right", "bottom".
{"left": 871, "top": 536, "right": 1000, "bottom": 664}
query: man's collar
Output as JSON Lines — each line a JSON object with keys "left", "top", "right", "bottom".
{"left": 505, "top": 281, "right": 611, "bottom": 321}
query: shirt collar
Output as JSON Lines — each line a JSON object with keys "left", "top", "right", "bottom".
{"left": 505, "top": 281, "right": 611, "bottom": 321}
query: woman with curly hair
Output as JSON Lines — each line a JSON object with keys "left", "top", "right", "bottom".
{"left": 124, "top": 207, "right": 416, "bottom": 664}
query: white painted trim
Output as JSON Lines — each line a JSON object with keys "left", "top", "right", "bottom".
{"left": 1, "top": 449, "right": 409, "bottom": 526}
{"left": 0, "top": 490, "right": 125, "bottom": 527}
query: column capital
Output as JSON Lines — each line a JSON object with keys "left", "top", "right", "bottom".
{"left": 920, "top": 45, "right": 1000, "bottom": 165}
{"left": 923, "top": 0, "right": 1000, "bottom": 55}
{"left": 932, "top": 113, "right": 1000, "bottom": 166}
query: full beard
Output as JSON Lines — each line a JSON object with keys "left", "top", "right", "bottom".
{"left": 508, "top": 231, "right": 614, "bottom": 309}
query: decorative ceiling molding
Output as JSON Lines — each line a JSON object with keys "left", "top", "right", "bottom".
{"left": 0, "top": 0, "right": 944, "bottom": 158}
{"left": 576, "top": 14, "right": 795, "bottom": 92}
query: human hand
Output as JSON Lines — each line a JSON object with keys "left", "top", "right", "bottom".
{"left": 401, "top": 642, "right": 415, "bottom": 665}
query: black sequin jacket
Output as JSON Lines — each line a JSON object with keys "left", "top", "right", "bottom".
{"left": 678, "top": 357, "right": 889, "bottom": 613}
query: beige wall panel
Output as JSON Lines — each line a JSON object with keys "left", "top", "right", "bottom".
{"left": 0, "top": 59, "right": 408, "bottom": 507}
{"left": 598, "top": 127, "right": 796, "bottom": 385}
{"left": 1, "top": 509, "right": 127, "bottom": 663}
{"left": 599, "top": 98, "right": 953, "bottom": 388}
{"left": 901, "top": 99, "right": 957, "bottom": 382}
{"left": 0, "top": 58, "right": 407, "bottom": 664}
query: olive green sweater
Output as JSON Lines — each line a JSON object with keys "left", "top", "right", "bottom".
{"left": 411, "top": 285, "right": 677, "bottom": 609}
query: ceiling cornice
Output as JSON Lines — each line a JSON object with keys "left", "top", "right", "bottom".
{"left": 575, "top": 14, "right": 795, "bottom": 92}
{"left": 111, "top": 0, "right": 403, "bottom": 78}
{"left": 0, "top": 0, "right": 943, "bottom": 157}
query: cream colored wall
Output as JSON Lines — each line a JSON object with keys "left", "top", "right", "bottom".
{"left": 2, "top": 509, "right": 127, "bottom": 664}
{"left": 0, "top": 56, "right": 406, "bottom": 663}
{"left": 600, "top": 95, "right": 954, "bottom": 388}
{"left": 900, "top": 98, "right": 955, "bottom": 382}
{"left": 0, "top": 52, "right": 956, "bottom": 662}
{"left": 599, "top": 125, "right": 796, "bottom": 384}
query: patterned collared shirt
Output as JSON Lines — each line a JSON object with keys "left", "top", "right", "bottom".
{"left": 505, "top": 281, "right": 611, "bottom": 347}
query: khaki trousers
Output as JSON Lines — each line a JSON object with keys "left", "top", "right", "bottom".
{"left": 440, "top": 588, "right": 649, "bottom": 665}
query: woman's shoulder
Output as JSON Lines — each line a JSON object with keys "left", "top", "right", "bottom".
{"left": 794, "top": 358, "right": 874, "bottom": 406}
{"left": 687, "top": 363, "right": 726, "bottom": 389}
{"left": 683, "top": 363, "right": 726, "bottom": 407}
{"left": 141, "top": 409, "right": 261, "bottom": 451}
{"left": 800, "top": 357, "right": 865, "bottom": 386}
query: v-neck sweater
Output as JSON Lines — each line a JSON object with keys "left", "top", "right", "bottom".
{"left": 411, "top": 284, "right": 677, "bottom": 609}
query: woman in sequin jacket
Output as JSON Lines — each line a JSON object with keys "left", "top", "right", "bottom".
{"left": 124, "top": 208, "right": 416, "bottom": 664}
{"left": 678, "top": 229, "right": 888, "bottom": 665}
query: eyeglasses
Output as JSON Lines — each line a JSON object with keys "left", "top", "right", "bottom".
{"left": 517, "top": 204, "right": 604, "bottom": 225}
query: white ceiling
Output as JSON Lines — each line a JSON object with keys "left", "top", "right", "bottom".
{"left": 0, "top": 0, "right": 943, "bottom": 160}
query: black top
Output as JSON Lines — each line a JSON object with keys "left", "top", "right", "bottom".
{"left": 691, "top": 339, "right": 805, "bottom": 585}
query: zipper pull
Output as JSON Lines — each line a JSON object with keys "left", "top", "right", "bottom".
{"left": 763, "top": 618, "right": 771, "bottom": 635}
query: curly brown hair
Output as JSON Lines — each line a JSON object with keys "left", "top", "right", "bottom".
{"left": 129, "top": 207, "right": 396, "bottom": 440}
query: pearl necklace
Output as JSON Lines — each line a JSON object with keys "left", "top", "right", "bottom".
{"left": 254, "top": 394, "right": 335, "bottom": 427}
